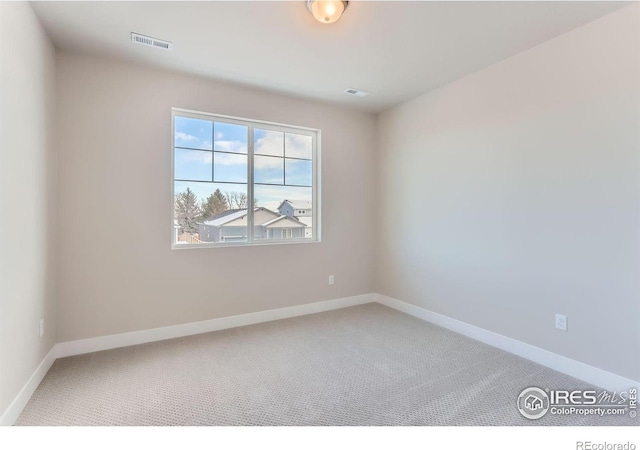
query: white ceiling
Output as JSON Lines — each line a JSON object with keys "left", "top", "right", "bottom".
{"left": 31, "top": 1, "right": 628, "bottom": 113}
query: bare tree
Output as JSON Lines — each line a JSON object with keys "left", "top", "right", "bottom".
{"left": 225, "top": 191, "right": 256, "bottom": 209}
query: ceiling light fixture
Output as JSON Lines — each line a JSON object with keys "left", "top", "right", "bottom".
{"left": 306, "top": 1, "right": 349, "bottom": 24}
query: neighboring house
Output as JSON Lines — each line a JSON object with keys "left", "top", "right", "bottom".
{"left": 278, "top": 200, "right": 313, "bottom": 238}
{"left": 199, "top": 207, "right": 306, "bottom": 243}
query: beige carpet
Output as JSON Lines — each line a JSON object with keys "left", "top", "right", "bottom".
{"left": 16, "top": 303, "right": 638, "bottom": 426}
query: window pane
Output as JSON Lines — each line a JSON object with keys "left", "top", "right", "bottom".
{"left": 173, "top": 111, "right": 318, "bottom": 247}
{"left": 174, "top": 149, "right": 212, "bottom": 182}
{"left": 285, "top": 159, "right": 312, "bottom": 186}
{"left": 214, "top": 152, "right": 247, "bottom": 183}
{"left": 175, "top": 116, "right": 212, "bottom": 150}
{"left": 174, "top": 181, "right": 248, "bottom": 245}
{"left": 254, "top": 155, "right": 284, "bottom": 185}
{"left": 254, "top": 129, "right": 284, "bottom": 157}
{"left": 214, "top": 122, "right": 248, "bottom": 154}
{"left": 253, "top": 185, "right": 313, "bottom": 240}
{"left": 285, "top": 133, "right": 312, "bottom": 159}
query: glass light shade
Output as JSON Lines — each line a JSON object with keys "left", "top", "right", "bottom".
{"left": 308, "top": 1, "right": 347, "bottom": 24}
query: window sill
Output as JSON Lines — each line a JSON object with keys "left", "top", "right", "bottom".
{"left": 171, "top": 238, "right": 321, "bottom": 250}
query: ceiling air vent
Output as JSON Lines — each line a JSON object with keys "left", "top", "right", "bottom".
{"left": 131, "top": 32, "right": 173, "bottom": 50}
{"left": 344, "top": 88, "right": 370, "bottom": 98}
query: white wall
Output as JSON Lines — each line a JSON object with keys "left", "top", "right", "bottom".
{"left": 376, "top": 5, "right": 640, "bottom": 381}
{"left": 55, "top": 52, "right": 376, "bottom": 342}
{"left": 0, "top": 3, "right": 57, "bottom": 415}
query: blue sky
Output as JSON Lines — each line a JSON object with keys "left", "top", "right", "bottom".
{"left": 174, "top": 116, "right": 313, "bottom": 210}
{"left": 174, "top": 116, "right": 212, "bottom": 150}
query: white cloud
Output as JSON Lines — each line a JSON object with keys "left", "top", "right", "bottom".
{"left": 254, "top": 132, "right": 312, "bottom": 159}
{"left": 177, "top": 135, "right": 311, "bottom": 189}
{"left": 178, "top": 150, "right": 211, "bottom": 164}
{"left": 179, "top": 147, "right": 281, "bottom": 171}
{"left": 214, "top": 144, "right": 281, "bottom": 170}
{"left": 213, "top": 152, "right": 245, "bottom": 166}
{"left": 254, "top": 156, "right": 283, "bottom": 170}
{"left": 175, "top": 132, "right": 211, "bottom": 150}
{"left": 176, "top": 131, "right": 198, "bottom": 142}
{"left": 214, "top": 140, "right": 246, "bottom": 154}
{"left": 255, "top": 131, "right": 283, "bottom": 157}
{"left": 285, "top": 134, "right": 312, "bottom": 159}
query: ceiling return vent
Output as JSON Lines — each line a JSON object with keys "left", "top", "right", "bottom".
{"left": 131, "top": 32, "right": 173, "bottom": 50}
{"left": 344, "top": 88, "right": 370, "bottom": 98}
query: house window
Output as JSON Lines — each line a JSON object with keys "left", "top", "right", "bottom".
{"left": 172, "top": 108, "right": 319, "bottom": 248}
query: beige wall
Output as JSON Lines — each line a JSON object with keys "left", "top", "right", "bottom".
{"left": 55, "top": 52, "right": 376, "bottom": 342}
{"left": 376, "top": 4, "right": 640, "bottom": 381}
{"left": 3, "top": 4, "right": 638, "bottom": 419}
{"left": 0, "top": 3, "right": 57, "bottom": 415}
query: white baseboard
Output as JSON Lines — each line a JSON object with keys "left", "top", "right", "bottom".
{"left": 4, "top": 292, "right": 636, "bottom": 426}
{"left": 375, "top": 293, "right": 639, "bottom": 392}
{"left": 0, "top": 345, "right": 57, "bottom": 426}
{"left": 1, "top": 294, "right": 374, "bottom": 425}
{"left": 56, "top": 293, "right": 375, "bottom": 358}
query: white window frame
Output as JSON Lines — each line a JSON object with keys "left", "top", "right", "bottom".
{"left": 171, "top": 107, "right": 321, "bottom": 249}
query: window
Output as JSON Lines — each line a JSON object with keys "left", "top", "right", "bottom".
{"left": 172, "top": 108, "right": 320, "bottom": 248}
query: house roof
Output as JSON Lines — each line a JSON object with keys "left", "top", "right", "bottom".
{"left": 296, "top": 217, "right": 313, "bottom": 228}
{"left": 201, "top": 207, "right": 305, "bottom": 228}
{"left": 278, "top": 199, "right": 312, "bottom": 211}
{"left": 262, "top": 215, "right": 306, "bottom": 228}
{"left": 201, "top": 209, "right": 247, "bottom": 227}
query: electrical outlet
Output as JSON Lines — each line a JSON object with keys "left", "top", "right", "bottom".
{"left": 555, "top": 314, "right": 567, "bottom": 331}
{"left": 39, "top": 319, "right": 44, "bottom": 338}
{"left": 328, "top": 275, "right": 335, "bottom": 285}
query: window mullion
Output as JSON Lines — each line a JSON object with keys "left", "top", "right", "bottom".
{"left": 211, "top": 123, "right": 215, "bottom": 183}
{"left": 247, "top": 125, "right": 255, "bottom": 243}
